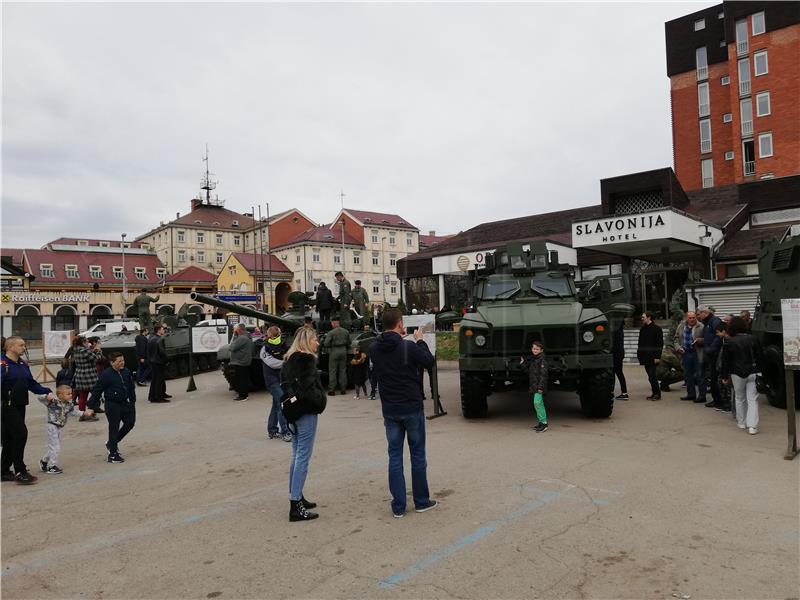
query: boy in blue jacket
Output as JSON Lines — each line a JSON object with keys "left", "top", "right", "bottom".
{"left": 88, "top": 352, "right": 136, "bottom": 464}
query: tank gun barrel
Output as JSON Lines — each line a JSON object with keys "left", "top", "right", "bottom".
{"left": 189, "top": 293, "right": 302, "bottom": 332}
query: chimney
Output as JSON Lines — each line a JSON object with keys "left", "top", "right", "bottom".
{"left": 428, "top": 230, "right": 436, "bottom": 236}
{"left": 191, "top": 198, "right": 203, "bottom": 211}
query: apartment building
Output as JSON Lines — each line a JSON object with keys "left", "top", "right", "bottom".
{"left": 666, "top": 1, "right": 800, "bottom": 190}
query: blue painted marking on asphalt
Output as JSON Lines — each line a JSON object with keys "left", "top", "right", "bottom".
{"left": 378, "top": 490, "right": 561, "bottom": 589}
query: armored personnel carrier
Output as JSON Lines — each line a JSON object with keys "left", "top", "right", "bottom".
{"left": 189, "top": 292, "right": 377, "bottom": 390}
{"left": 458, "top": 240, "right": 632, "bottom": 419}
{"left": 100, "top": 304, "right": 220, "bottom": 379}
{"left": 752, "top": 232, "right": 800, "bottom": 408}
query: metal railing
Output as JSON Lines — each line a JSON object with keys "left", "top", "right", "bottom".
{"left": 701, "top": 140, "right": 712, "bottom": 153}
{"left": 737, "top": 40, "right": 749, "bottom": 56}
{"left": 739, "top": 80, "right": 751, "bottom": 96}
{"left": 741, "top": 120, "right": 753, "bottom": 136}
{"left": 696, "top": 66, "right": 708, "bottom": 81}
{"left": 744, "top": 161, "right": 756, "bottom": 176}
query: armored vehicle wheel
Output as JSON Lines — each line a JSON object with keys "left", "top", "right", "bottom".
{"left": 762, "top": 345, "right": 800, "bottom": 409}
{"left": 165, "top": 362, "right": 179, "bottom": 379}
{"left": 460, "top": 371, "right": 489, "bottom": 419}
{"left": 578, "top": 369, "right": 614, "bottom": 418}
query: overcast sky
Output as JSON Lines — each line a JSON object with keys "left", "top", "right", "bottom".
{"left": 2, "top": 1, "right": 708, "bottom": 249}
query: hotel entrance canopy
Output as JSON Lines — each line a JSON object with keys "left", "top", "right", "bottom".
{"left": 571, "top": 208, "right": 722, "bottom": 256}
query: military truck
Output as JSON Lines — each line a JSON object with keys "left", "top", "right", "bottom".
{"left": 458, "top": 240, "right": 632, "bottom": 419}
{"left": 189, "top": 292, "right": 377, "bottom": 390}
{"left": 752, "top": 232, "right": 800, "bottom": 409}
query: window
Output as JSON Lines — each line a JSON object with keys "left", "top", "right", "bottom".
{"left": 372, "top": 252, "right": 379, "bottom": 266}
{"left": 754, "top": 51, "right": 768, "bottom": 76}
{"left": 295, "top": 252, "right": 301, "bottom": 264}
{"left": 228, "top": 266, "right": 237, "bottom": 276}
{"left": 333, "top": 250, "right": 341, "bottom": 264}
{"left": 721, "top": 76, "right": 730, "bottom": 86}
{"left": 719, "top": 39, "right": 726, "bottom": 48}
{"left": 312, "top": 249, "right": 321, "bottom": 263}
{"left": 726, "top": 263, "right": 759, "bottom": 278}
{"left": 40, "top": 264, "right": 54, "bottom": 278}
{"left": 695, "top": 47, "right": 708, "bottom": 80}
{"left": 196, "top": 251, "right": 205, "bottom": 263}
{"left": 723, "top": 113, "right": 733, "bottom": 123}
{"left": 406, "top": 233, "right": 413, "bottom": 247}
{"left": 233, "top": 235, "right": 241, "bottom": 247}
{"left": 178, "top": 250, "right": 186, "bottom": 262}
{"left": 390, "top": 254, "right": 397, "bottom": 267}
{"left": 738, "top": 59, "right": 751, "bottom": 96}
{"left": 694, "top": 18, "right": 705, "bottom": 31}
{"left": 77, "top": 240, "right": 88, "bottom": 247}
{"left": 135, "top": 267, "right": 148, "bottom": 280}
{"left": 156, "top": 268, "right": 166, "bottom": 278}
{"left": 353, "top": 252, "right": 360, "bottom": 265}
{"left": 89, "top": 265, "right": 102, "bottom": 279}
{"left": 112, "top": 266, "right": 123, "bottom": 279}
{"left": 740, "top": 98, "right": 753, "bottom": 136}
{"left": 390, "top": 283, "right": 397, "bottom": 295}
{"left": 65, "top": 264, "right": 79, "bottom": 278}
{"left": 751, "top": 207, "right": 800, "bottom": 226}
{"left": 752, "top": 11, "right": 765, "bottom": 36}
{"left": 701, "top": 159, "right": 714, "bottom": 188}
{"left": 196, "top": 232, "right": 205, "bottom": 244}
{"left": 756, "top": 91, "right": 770, "bottom": 117}
{"left": 742, "top": 140, "right": 756, "bottom": 175}
{"left": 121, "top": 242, "right": 130, "bottom": 249}
{"left": 735, "top": 19, "right": 748, "bottom": 55}
{"left": 372, "top": 281, "right": 380, "bottom": 294}
{"left": 758, "top": 132, "right": 773, "bottom": 158}
{"left": 725, "top": 151, "right": 734, "bottom": 160}
{"left": 99, "top": 241, "right": 110, "bottom": 248}
{"left": 699, "top": 119, "right": 712, "bottom": 153}
{"left": 215, "top": 252, "right": 224, "bottom": 264}
{"left": 389, "top": 234, "right": 396, "bottom": 246}
{"left": 698, "top": 82, "right": 710, "bottom": 117}
{"left": 177, "top": 231, "right": 185, "bottom": 243}
{"left": 718, "top": 11, "right": 724, "bottom": 20}
{"left": 216, "top": 233, "right": 224, "bottom": 245}
{"left": 371, "top": 230, "right": 379, "bottom": 244}
{"left": 140, "top": 243, "right": 150, "bottom": 250}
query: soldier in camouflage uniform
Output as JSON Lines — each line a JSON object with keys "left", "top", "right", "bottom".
{"left": 323, "top": 315, "right": 350, "bottom": 395}
{"left": 657, "top": 345, "right": 684, "bottom": 392}
{"left": 352, "top": 280, "right": 370, "bottom": 318}
{"left": 133, "top": 291, "right": 160, "bottom": 329}
{"left": 334, "top": 272, "right": 352, "bottom": 330}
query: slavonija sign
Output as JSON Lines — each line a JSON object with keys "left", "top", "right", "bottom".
{"left": 6, "top": 292, "right": 92, "bottom": 303}
{"left": 574, "top": 214, "right": 667, "bottom": 243}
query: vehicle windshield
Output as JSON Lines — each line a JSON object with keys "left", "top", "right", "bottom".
{"left": 531, "top": 277, "right": 573, "bottom": 298}
{"left": 479, "top": 275, "right": 521, "bottom": 300}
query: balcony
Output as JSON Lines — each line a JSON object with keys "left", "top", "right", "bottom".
{"left": 701, "top": 140, "right": 712, "bottom": 154}
{"left": 737, "top": 40, "right": 749, "bottom": 56}
{"left": 744, "top": 161, "right": 756, "bottom": 176}
{"left": 741, "top": 120, "right": 753, "bottom": 136}
{"left": 739, "top": 80, "right": 751, "bottom": 96}
{"left": 699, "top": 103, "right": 710, "bottom": 117}
{"left": 696, "top": 66, "right": 708, "bottom": 81}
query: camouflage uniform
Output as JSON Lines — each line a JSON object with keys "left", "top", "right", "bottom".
{"left": 657, "top": 347, "right": 684, "bottom": 391}
{"left": 336, "top": 277, "right": 352, "bottom": 329}
{"left": 352, "top": 285, "right": 370, "bottom": 318}
{"left": 323, "top": 324, "right": 350, "bottom": 394}
{"left": 133, "top": 292, "right": 160, "bottom": 329}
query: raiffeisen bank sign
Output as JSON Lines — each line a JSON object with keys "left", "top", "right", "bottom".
{"left": 571, "top": 209, "right": 722, "bottom": 256}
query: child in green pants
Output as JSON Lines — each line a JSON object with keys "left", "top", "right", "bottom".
{"left": 520, "top": 341, "right": 548, "bottom": 432}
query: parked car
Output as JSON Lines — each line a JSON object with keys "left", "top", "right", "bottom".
{"left": 79, "top": 320, "right": 140, "bottom": 338}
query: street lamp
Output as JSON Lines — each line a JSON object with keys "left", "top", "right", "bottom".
{"left": 381, "top": 236, "right": 387, "bottom": 303}
{"left": 121, "top": 233, "right": 128, "bottom": 305}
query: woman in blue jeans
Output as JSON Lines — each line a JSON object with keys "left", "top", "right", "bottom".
{"left": 280, "top": 327, "right": 327, "bottom": 522}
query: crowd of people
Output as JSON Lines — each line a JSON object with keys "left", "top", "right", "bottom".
{"left": 634, "top": 306, "right": 763, "bottom": 434}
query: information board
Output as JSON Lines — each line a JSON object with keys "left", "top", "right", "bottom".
{"left": 781, "top": 298, "right": 800, "bottom": 369}
{"left": 402, "top": 314, "right": 436, "bottom": 354}
{"left": 43, "top": 330, "right": 72, "bottom": 359}
{"left": 191, "top": 326, "right": 229, "bottom": 353}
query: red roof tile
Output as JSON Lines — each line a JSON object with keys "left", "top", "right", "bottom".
{"left": 273, "top": 226, "right": 363, "bottom": 248}
{"left": 716, "top": 224, "right": 791, "bottom": 260}
{"left": 1, "top": 248, "right": 25, "bottom": 267}
{"left": 231, "top": 253, "right": 292, "bottom": 273}
{"left": 419, "top": 234, "right": 453, "bottom": 249}
{"left": 166, "top": 266, "right": 217, "bottom": 283}
{"left": 24, "top": 249, "right": 165, "bottom": 286}
{"left": 172, "top": 206, "right": 256, "bottom": 230}
{"left": 342, "top": 209, "right": 417, "bottom": 230}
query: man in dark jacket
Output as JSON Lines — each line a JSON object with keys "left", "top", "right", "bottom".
{"left": 134, "top": 327, "right": 150, "bottom": 386}
{"left": 88, "top": 352, "right": 136, "bottom": 463}
{"left": 368, "top": 307, "right": 438, "bottom": 518}
{"left": 147, "top": 325, "right": 170, "bottom": 403}
{"left": 637, "top": 311, "right": 664, "bottom": 400}
{"left": 697, "top": 305, "right": 723, "bottom": 407}
{"left": 612, "top": 324, "right": 628, "bottom": 400}
{"left": 229, "top": 324, "right": 254, "bottom": 401}
{"left": 315, "top": 282, "right": 334, "bottom": 322}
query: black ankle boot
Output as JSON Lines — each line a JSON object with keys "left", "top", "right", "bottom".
{"left": 301, "top": 496, "right": 317, "bottom": 509}
{"left": 290, "top": 500, "right": 319, "bottom": 522}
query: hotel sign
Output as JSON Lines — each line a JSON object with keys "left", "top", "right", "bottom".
{"left": 572, "top": 209, "right": 721, "bottom": 250}
{"left": 2, "top": 292, "right": 92, "bottom": 303}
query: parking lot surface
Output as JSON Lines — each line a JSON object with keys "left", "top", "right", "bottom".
{"left": 2, "top": 366, "right": 798, "bottom": 599}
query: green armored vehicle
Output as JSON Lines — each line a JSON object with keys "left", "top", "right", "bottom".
{"left": 752, "top": 232, "right": 800, "bottom": 409}
{"left": 458, "top": 240, "right": 632, "bottom": 419}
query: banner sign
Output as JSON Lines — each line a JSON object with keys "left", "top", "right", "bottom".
{"left": 402, "top": 314, "right": 437, "bottom": 354}
{"left": 43, "top": 330, "right": 72, "bottom": 359}
{"left": 216, "top": 295, "right": 259, "bottom": 302}
{"left": 192, "top": 326, "right": 228, "bottom": 353}
{"left": 4, "top": 292, "right": 91, "bottom": 303}
{"left": 781, "top": 298, "right": 800, "bottom": 369}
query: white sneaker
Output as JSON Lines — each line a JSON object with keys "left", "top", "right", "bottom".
{"left": 748, "top": 427, "right": 758, "bottom": 435}
{"left": 737, "top": 423, "right": 746, "bottom": 429}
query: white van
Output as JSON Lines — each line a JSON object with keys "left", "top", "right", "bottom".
{"left": 79, "top": 321, "right": 140, "bottom": 338}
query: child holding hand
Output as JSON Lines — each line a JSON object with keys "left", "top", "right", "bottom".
{"left": 39, "top": 384, "right": 84, "bottom": 474}
{"left": 520, "top": 341, "right": 549, "bottom": 432}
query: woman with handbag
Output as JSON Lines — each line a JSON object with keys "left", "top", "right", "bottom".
{"left": 281, "top": 327, "right": 327, "bottom": 522}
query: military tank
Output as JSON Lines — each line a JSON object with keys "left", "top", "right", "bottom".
{"left": 100, "top": 304, "right": 220, "bottom": 379}
{"left": 752, "top": 231, "right": 800, "bottom": 409}
{"left": 189, "top": 292, "right": 377, "bottom": 390}
{"left": 458, "top": 240, "right": 633, "bottom": 419}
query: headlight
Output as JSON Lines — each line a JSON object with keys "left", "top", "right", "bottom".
{"left": 582, "top": 331, "right": 595, "bottom": 343}
{"left": 474, "top": 334, "right": 487, "bottom": 347}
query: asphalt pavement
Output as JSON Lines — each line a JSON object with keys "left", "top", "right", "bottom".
{"left": 2, "top": 365, "right": 798, "bottom": 599}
